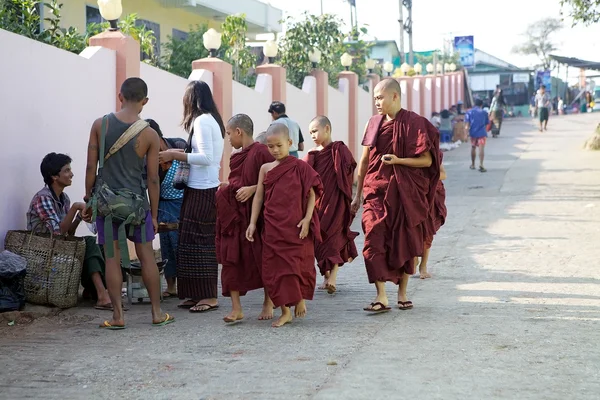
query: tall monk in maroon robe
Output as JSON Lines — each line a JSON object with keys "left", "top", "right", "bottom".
{"left": 216, "top": 114, "right": 275, "bottom": 323}
{"left": 304, "top": 116, "right": 358, "bottom": 294}
{"left": 417, "top": 152, "right": 447, "bottom": 279}
{"left": 351, "top": 79, "right": 441, "bottom": 313}
{"left": 246, "top": 123, "right": 323, "bottom": 328}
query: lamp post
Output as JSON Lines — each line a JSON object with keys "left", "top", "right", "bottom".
{"left": 341, "top": 52, "right": 353, "bottom": 71}
{"left": 436, "top": 63, "right": 443, "bottom": 74}
{"left": 203, "top": 28, "right": 222, "bottom": 58}
{"left": 426, "top": 63, "right": 434, "bottom": 75}
{"left": 414, "top": 62, "right": 422, "bottom": 75}
{"left": 263, "top": 40, "right": 278, "bottom": 64}
{"left": 449, "top": 63, "right": 457, "bottom": 72}
{"left": 309, "top": 48, "right": 322, "bottom": 69}
{"left": 383, "top": 62, "right": 394, "bottom": 77}
{"left": 444, "top": 63, "right": 450, "bottom": 73}
{"left": 400, "top": 62, "right": 410, "bottom": 76}
{"left": 97, "top": 0, "right": 122, "bottom": 31}
{"left": 365, "top": 58, "right": 376, "bottom": 74}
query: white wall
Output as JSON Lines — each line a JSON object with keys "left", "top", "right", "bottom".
{"left": 357, "top": 87, "right": 373, "bottom": 158}
{"left": 399, "top": 79, "right": 408, "bottom": 110}
{"left": 0, "top": 29, "right": 116, "bottom": 248}
{"left": 411, "top": 79, "right": 422, "bottom": 116}
{"left": 286, "top": 82, "right": 316, "bottom": 157}
{"left": 232, "top": 79, "right": 272, "bottom": 135}
{"left": 140, "top": 63, "right": 189, "bottom": 141}
{"left": 327, "top": 86, "right": 349, "bottom": 146}
{"left": 424, "top": 77, "right": 433, "bottom": 119}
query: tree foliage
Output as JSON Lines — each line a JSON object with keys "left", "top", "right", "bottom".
{"left": 512, "top": 17, "right": 563, "bottom": 70}
{"left": 221, "top": 14, "right": 256, "bottom": 85}
{"left": 560, "top": 0, "right": 600, "bottom": 26}
{"left": 161, "top": 24, "right": 209, "bottom": 78}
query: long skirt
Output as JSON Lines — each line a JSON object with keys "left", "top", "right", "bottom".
{"left": 491, "top": 110, "right": 503, "bottom": 135}
{"left": 176, "top": 186, "right": 218, "bottom": 300}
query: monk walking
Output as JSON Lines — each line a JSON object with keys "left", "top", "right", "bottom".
{"left": 415, "top": 154, "right": 447, "bottom": 279}
{"left": 351, "top": 78, "right": 440, "bottom": 312}
{"left": 216, "top": 114, "right": 275, "bottom": 323}
{"left": 304, "top": 116, "right": 358, "bottom": 294}
{"left": 246, "top": 123, "right": 323, "bottom": 328}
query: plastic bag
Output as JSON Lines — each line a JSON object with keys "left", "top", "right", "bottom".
{"left": 0, "top": 250, "right": 27, "bottom": 312}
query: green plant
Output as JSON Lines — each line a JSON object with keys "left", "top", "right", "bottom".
{"left": 512, "top": 17, "right": 562, "bottom": 70}
{"left": 161, "top": 24, "right": 209, "bottom": 78}
{"left": 415, "top": 52, "right": 461, "bottom": 69}
{"left": 561, "top": 0, "right": 600, "bottom": 25}
{"left": 221, "top": 14, "right": 256, "bottom": 84}
{"left": 344, "top": 26, "right": 373, "bottom": 84}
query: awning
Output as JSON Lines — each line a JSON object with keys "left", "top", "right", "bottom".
{"left": 550, "top": 55, "right": 600, "bottom": 70}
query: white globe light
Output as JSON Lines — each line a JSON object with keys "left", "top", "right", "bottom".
{"left": 263, "top": 40, "right": 278, "bottom": 58}
{"left": 97, "top": 0, "right": 122, "bottom": 21}
{"left": 426, "top": 63, "right": 434, "bottom": 73}
{"left": 449, "top": 63, "right": 457, "bottom": 71}
{"left": 308, "top": 48, "right": 322, "bottom": 64}
{"left": 341, "top": 52, "right": 353, "bottom": 68}
{"left": 414, "top": 63, "right": 423, "bottom": 73}
{"left": 383, "top": 62, "right": 394, "bottom": 73}
{"left": 203, "top": 28, "right": 222, "bottom": 52}
{"left": 436, "top": 63, "right": 443, "bottom": 73}
{"left": 365, "top": 59, "right": 377, "bottom": 70}
{"left": 400, "top": 62, "right": 410, "bottom": 73}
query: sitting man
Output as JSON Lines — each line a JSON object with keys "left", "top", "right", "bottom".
{"left": 27, "top": 152, "right": 112, "bottom": 310}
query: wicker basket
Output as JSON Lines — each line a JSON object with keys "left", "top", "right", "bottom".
{"left": 4, "top": 230, "right": 86, "bottom": 309}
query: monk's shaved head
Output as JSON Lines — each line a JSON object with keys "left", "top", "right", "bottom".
{"left": 376, "top": 78, "right": 401, "bottom": 96}
{"left": 311, "top": 115, "right": 332, "bottom": 129}
{"left": 267, "top": 122, "right": 290, "bottom": 139}
{"left": 227, "top": 113, "right": 254, "bottom": 136}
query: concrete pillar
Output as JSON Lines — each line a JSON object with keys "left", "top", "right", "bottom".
{"left": 255, "top": 64, "right": 287, "bottom": 103}
{"left": 440, "top": 73, "right": 446, "bottom": 110}
{"left": 338, "top": 71, "right": 359, "bottom": 159}
{"left": 191, "top": 57, "right": 233, "bottom": 180}
{"left": 311, "top": 69, "right": 329, "bottom": 116}
{"left": 366, "top": 73, "right": 380, "bottom": 115}
{"left": 418, "top": 77, "right": 426, "bottom": 117}
{"left": 89, "top": 30, "right": 140, "bottom": 111}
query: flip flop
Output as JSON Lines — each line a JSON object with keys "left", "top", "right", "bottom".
{"left": 363, "top": 302, "right": 391, "bottom": 313}
{"left": 189, "top": 304, "right": 219, "bottom": 313}
{"left": 178, "top": 301, "right": 197, "bottom": 309}
{"left": 470, "top": 165, "right": 476, "bottom": 170}
{"left": 153, "top": 313, "right": 175, "bottom": 327}
{"left": 479, "top": 167, "right": 487, "bottom": 173}
{"left": 94, "top": 303, "right": 113, "bottom": 311}
{"left": 398, "top": 301, "right": 413, "bottom": 310}
{"left": 162, "top": 291, "right": 177, "bottom": 298}
{"left": 99, "top": 320, "right": 125, "bottom": 330}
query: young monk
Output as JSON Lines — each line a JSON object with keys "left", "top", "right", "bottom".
{"left": 304, "top": 116, "right": 358, "bottom": 294}
{"left": 246, "top": 123, "right": 323, "bottom": 328}
{"left": 216, "top": 114, "right": 275, "bottom": 323}
{"left": 351, "top": 78, "right": 440, "bottom": 312}
{"left": 415, "top": 154, "right": 447, "bottom": 279}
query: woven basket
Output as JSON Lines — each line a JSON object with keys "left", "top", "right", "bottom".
{"left": 4, "top": 230, "right": 86, "bottom": 309}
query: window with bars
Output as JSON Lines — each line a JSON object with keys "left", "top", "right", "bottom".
{"left": 172, "top": 29, "right": 189, "bottom": 42}
{"left": 86, "top": 6, "right": 103, "bottom": 26}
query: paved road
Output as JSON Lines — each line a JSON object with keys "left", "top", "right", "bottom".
{"left": 1, "top": 113, "right": 600, "bottom": 400}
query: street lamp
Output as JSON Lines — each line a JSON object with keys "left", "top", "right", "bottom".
{"left": 203, "top": 28, "right": 222, "bottom": 58}
{"left": 383, "top": 62, "right": 394, "bottom": 77}
{"left": 426, "top": 63, "right": 434, "bottom": 74}
{"left": 436, "top": 63, "right": 443, "bottom": 74}
{"left": 97, "top": 0, "right": 122, "bottom": 31}
{"left": 308, "top": 48, "right": 322, "bottom": 69}
{"left": 263, "top": 40, "right": 278, "bottom": 64}
{"left": 414, "top": 63, "right": 423, "bottom": 75}
{"left": 444, "top": 63, "right": 450, "bottom": 73}
{"left": 400, "top": 62, "right": 410, "bottom": 76}
{"left": 341, "top": 52, "right": 353, "bottom": 71}
{"left": 449, "top": 63, "right": 457, "bottom": 72}
{"left": 365, "top": 59, "right": 377, "bottom": 74}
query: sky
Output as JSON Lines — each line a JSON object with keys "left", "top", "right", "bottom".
{"left": 263, "top": 0, "right": 598, "bottom": 79}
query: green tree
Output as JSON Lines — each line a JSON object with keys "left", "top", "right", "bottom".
{"left": 161, "top": 24, "right": 209, "bottom": 78}
{"left": 512, "top": 17, "right": 563, "bottom": 70}
{"left": 221, "top": 14, "right": 256, "bottom": 85}
{"left": 560, "top": 0, "right": 600, "bottom": 25}
{"left": 344, "top": 26, "right": 373, "bottom": 84}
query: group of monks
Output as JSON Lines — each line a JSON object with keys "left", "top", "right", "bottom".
{"left": 215, "top": 78, "right": 447, "bottom": 327}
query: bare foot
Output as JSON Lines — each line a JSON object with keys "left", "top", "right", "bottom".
{"left": 224, "top": 310, "right": 244, "bottom": 323}
{"left": 258, "top": 302, "right": 274, "bottom": 320}
{"left": 318, "top": 272, "right": 330, "bottom": 290}
{"left": 420, "top": 271, "right": 432, "bottom": 279}
{"left": 99, "top": 318, "right": 125, "bottom": 329}
{"left": 272, "top": 311, "right": 293, "bottom": 328}
{"left": 295, "top": 300, "right": 307, "bottom": 318}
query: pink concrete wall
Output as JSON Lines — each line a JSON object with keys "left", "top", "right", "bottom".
{"left": 0, "top": 30, "right": 116, "bottom": 248}
{"left": 232, "top": 80, "right": 273, "bottom": 135}
{"left": 357, "top": 87, "right": 374, "bottom": 158}
{"left": 327, "top": 85, "right": 349, "bottom": 147}
{"left": 286, "top": 81, "right": 316, "bottom": 158}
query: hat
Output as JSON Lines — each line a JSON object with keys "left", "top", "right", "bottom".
{"left": 268, "top": 101, "right": 286, "bottom": 114}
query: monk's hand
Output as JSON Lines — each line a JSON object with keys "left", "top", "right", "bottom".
{"left": 297, "top": 218, "right": 310, "bottom": 239}
{"left": 218, "top": 182, "right": 229, "bottom": 191}
{"left": 351, "top": 195, "right": 361, "bottom": 215}
{"left": 236, "top": 186, "right": 255, "bottom": 203}
{"left": 381, "top": 154, "right": 400, "bottom": 165}
{"left": 246, "top": 223, "right": 256, "bottom": 242}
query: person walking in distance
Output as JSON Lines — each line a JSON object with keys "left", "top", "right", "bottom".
{"left": 465, "top": 99, "right": 490, "bottom": 173}
{"left": 536, "top": 85, "right": 551, "bottom": 132}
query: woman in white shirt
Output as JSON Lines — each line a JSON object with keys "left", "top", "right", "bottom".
{"left": 159, "top": 80, "right": 225, "bottom": 313}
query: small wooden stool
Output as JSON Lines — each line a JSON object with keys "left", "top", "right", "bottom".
{"left": 124, "top": 260, "right": 167, "bottom": 305}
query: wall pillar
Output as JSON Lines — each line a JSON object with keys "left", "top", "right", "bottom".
{"left": 440, "top": 73, "right": 446, "bottom": 110}
{"left": 255, "top": 64, "right": 287, "bottom": 103}
{"left": 89, "top": 30, "right": 140, "bottom": 111}
{"left": 191, "top": 57, "right": 233, "bottom": 180}
{"left": 367, "top": 73, "right": 380, "bottom": 115}
{"left": 311, "top": 69, "right": 329, "bottom": 116}
{"left": 418, "top": 77, "right": 426, "bottom": 117}
{"left": 338, "top": 71, "right": 359, "bottom": 159}
{"left": 430, "top": 76, "right": 437, "bottom": 113}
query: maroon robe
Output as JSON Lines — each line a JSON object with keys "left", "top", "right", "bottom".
{"left": 304, "top": 141, "right": 359, "bottom": 276}
{"left": 425, "top": 151, "right": 447, "bottom": 248}
{"left": 216, "top": 143, "right": 274, "bottom": 296}
{"left": 361, "top": 110, "right": 441, "bottom": 283}
{"left": 262, "top": 156, "right": 323, "bottom": 307}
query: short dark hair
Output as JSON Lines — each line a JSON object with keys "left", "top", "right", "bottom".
{"left": 475, "top": 99, "right": 484, "bottom": 107}
{"left": 145, "top": 119, "right": 163, "bottom": 138}
{"left": 228, "top": 114, "right": 254, "bottom": 136}
{"left": 121, "top": 77, "right": 148, "bottom": 102}
{"left": 540, "top": 85, "right": 546, "bottom": 89}
{"left": 41, "top": 153, "right": 72, "bottom": 186}
{"left": 268, "top": 101, "right": 286, "bottom": 114}
{"left": 267, "top": 122, "right": 290, "bottom": 139}
{"left": 311, "top": 115, "right": 332, "bottom": 129}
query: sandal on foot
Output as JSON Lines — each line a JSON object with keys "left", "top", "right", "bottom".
{"left": 223, "top": 315, "right": 244, "bottom": 323}
{"left": 363, "top": 302, "right": 391, "bottom": 313}
{"left": 470, "top": 165, "right": 476, "bottom": 170}
{"left": 94, "top": 303, "right": 113, "bottom": 311}
{"left": 153, "top": 313, "right": 175, "bottom": 327}
{"left": 99, "top": 321, "right": 125, "bottom": 330}
{"left": 178, "top": 300, "right": 196, "bottom": 309}
{"left": 189, "top": 304, "right": 219, "bottom": 313}
{"left": 479, "top": 166, "right": 487, "bottom": 173}
{"left": 162, "top": 291, "right": 177, "bottom": 298}
{"left": 398, "top": 301, "right": 413, "bottom": 310}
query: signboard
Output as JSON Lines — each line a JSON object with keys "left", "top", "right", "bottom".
{"left": 535, "top": 70, "right": 551, "bottom": 92}
{"left": 513, "top": 73, "right": 530, "bottom": 83}
{"left": 453, "top": 36, "right": 474, "bottom": 67}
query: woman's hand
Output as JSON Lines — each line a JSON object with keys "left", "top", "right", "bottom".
{"left": 158, "top": 150, "right": 176, "bottom": 164}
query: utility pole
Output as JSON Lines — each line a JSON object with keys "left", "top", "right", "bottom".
{"left": 398, "top": 0, "right": 404, "bottom": 63}
{"left": 320, "top": 0, "right": 323, "bottom": 15}
{"left": 405, "top": 0, "right": 413, "bottom": 65}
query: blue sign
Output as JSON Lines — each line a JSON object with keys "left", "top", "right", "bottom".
{"left": 454, "top": 36, "right": 474, "bottom": 68}
{"left": 535, "top": 70, "right": 551, "bottom": 92}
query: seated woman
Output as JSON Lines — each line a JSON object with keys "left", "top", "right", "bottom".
{"left": 26, "top": 153, "right": 112, "bottom": 310}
